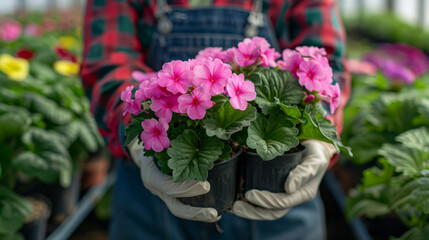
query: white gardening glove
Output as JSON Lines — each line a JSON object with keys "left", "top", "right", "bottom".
{"left": 232, "top": 140, "right": 336, "bottom": 220}
{"left": 128, "top": 139, "right": 221, "bottom": 223}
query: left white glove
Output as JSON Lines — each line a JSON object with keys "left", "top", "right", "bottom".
{"left": 128, "top": 139, "right": 221, "bottom": 223}
{"left": 232, "top": 140, "right": 336, "bottom": 220}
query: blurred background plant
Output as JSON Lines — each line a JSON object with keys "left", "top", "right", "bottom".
{"left": 0, "top": 8, "right": 107, "bottom": 240}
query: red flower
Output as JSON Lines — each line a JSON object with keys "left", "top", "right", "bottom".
{"left": 16, "top": 48, "right": 35, "bottom": 60}
{"left": 55, "top": 46, "right": 77, "bottom": 62}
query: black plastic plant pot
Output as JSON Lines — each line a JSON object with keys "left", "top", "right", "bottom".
{"left": 239, "top": 145, "right": 305, "bottom": 193}
{"left": 178, "top": 148, "right": 242, "bottom": 214}
{"left": 20, "top": 195, "right": 51, "bottom": 240}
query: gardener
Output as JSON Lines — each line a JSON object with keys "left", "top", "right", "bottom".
{"left": 81, "top": 0, "right": 349, "bottom": 239}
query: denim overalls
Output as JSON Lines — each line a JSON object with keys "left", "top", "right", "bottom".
{"left": 110, "top": 1, "right": 326, "bottom": 239}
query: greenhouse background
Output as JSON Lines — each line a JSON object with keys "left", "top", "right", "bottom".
{"left": 1, "top": 0, "right": 429, "bottom": 240}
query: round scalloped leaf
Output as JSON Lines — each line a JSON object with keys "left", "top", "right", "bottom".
{"left": 167, "top": 130, "right": 223, "bottom": 182}
{"left": 246, "top": 113, "right": 299, "bottom": 160}
{"left": 204, "top": 102, "right": 257, "bottom": 140}
{"left": 248, "top": 68, "right": 304, "bottom": 114}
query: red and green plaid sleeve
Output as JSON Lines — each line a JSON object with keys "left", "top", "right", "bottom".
{"left": 81, "top": 0, "right": 153, "bottom": 160}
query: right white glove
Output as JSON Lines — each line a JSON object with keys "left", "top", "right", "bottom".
{"left": 128, "top": 139, "right": 221, "bottom": 223}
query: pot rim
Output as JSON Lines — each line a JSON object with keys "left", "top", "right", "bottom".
{"left": 242, "top": 144, "right": 305, "bottom": 158}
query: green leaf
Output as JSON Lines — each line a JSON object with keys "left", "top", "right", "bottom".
{"left": 24, "top": 93, "right": 72, "bottom": 125}
{"left": 204, "top": 102, "right": 257, "bottom": 140}
{"left": 30, "top": 61, "right": 57, "bottom": 81}
{"left": 155, "top": 151, "right": 172, "bottom": 174}
{"left": 248, "top": 68, "right": 304, "bottom": 114}
{"left": 378, "top": 144, "right": 424, "bottom": 176}
{"left": 395, "top": 127, "right": 429, "bottom": 153}
{"left": 367, "top": 94, "right": 420, "bottom": 134}
{"left": 210, "top": 94, "right": 229, "bottom": 112}
{"left": 246, "top": 113, "right": 299, "bottom": 160}
{"left": 346, "top": 192, "right": 390, "bottom": 219}
{"left": 13, "top": 151, "right": 70, "bottom": 183}
{"left": 0, "top": 104, "right": 31, "bottom": 142}
{"left": 0, "top": 186, "right": 32, "bottom": 235}
{"left": 76, "top": 120, "right": 99, "bottom": 153}
{"left": 59, "top": 168, "right": 72, "bottom": 188}
{"left": 278, "top": 104, "right": 301, "bottom": 119}
{"left": 348, "top": 131, "right": 387, "bottom": 164}
{"left": 167, "top": 130, "right": 224, "bottom": 181}
{"left": 13, "top": 128, "right": 71, "bottom": 183}
{"left": 361, "top": 158, "right": 395, "bottom": 188}
{"left": 125, "top": 119, "right": 143, "bottom": 146}
{"left": 219, "top": 144, "right": 233, "bottom": 161}
{"left": 298, "top": 108, "right": 353, "bottom": 157}
{"left": 391, "top": 225, "right": 429, "bottom": 240}
{"left": 0, "top": 232, "right": 24, "bottom": 240}
{"left": 83, "top": 112, "right": 104, "bottom": 149}
{"left": 348, "top": 199, "right": 390, "bottom": 219}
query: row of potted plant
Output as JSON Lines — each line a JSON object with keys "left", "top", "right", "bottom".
{"left": 345, "top": 13, "right": 429, "bottom": 53}
{"left": 340, "top": 43, "right": 429, "bottom": 239}
{"left": 123, "top": 37, "right": 352, "bottom": 213}
{"left": 0, "top": 13, "right": 104, "bottom": 240}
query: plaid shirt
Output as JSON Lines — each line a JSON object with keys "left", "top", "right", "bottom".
{"left": 81, "top": 0, "right": 350, "bottom": 160}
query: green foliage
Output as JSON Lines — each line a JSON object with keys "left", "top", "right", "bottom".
{"left": 392, "top": 225, "right": 429, "bottom": 240}
{"left": 0, "top": 12, "right": 96, "bottom": 238}
{"left": 344, "top": 90, "right": 429, "bottom": 164}
{"left": 248, "top": 67, "right": 304, "bottom": 114}
{"left": 347, "top": 128, "right": 429, "bottom": 238}
{"left": 298, "top": 107, "right": 352, "bottom": 156}
{"left": 12, "top": 128, "right": 71, "bottom": 183}
{"left": 345, "top": 13, "right": 429, "bottom": 53}
{"left": 0, "top": 104, "right": 31, "bottom": 142}
{"left": 247, "top": 113, "right": 299, "bottom": 160}
{"left": 24, "top": 93, "right": 73, "bottom": 125}
{"left": 167, "top": 130, "right": 224, "bottom": 182}
{"left": 204, "top": 102, "right": 257, "bottom": 140}
{"left": 0, "top": 186, "right": 32, "bottom": 236}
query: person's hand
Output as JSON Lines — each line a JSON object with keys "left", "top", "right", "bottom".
{"left": 128, "top": 139, "right": 221, "bottom": 222}
{"left": 231, "top": 140, "right": 336, "bottom": 220}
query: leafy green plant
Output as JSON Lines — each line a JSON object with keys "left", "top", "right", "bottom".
{"left": 345, "top": 13, "right": 429, "bottom": 53}
{"left": 346, "top": 127, "right": 429, "bottom": 240}
{"left": 342, "top": 74, "right": 429, "bottom": 164}
{"left": 0, "top": 13, "right": 102, "bottom": 238}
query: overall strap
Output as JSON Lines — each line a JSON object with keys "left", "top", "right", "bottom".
{"left": 155, "top": 0, "right": 173, "bottom": 34}
{"left": 245, "top": 0, "right": 264, "bottom": 37}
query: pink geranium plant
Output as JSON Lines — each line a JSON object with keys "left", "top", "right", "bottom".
{"left": 123, "top": 37, "right": 351, "bottom": 182}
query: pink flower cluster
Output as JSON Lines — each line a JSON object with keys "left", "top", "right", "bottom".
{"left": 278, "top": 46, "right": 340, "bottom": 114}
{"left": 122, "top": 57, "right": 256, "bottom": 152}
{"left": 121, "top": 37, "right": 341, "bottom": 152}
{"left": 0, "top": 21, "right": 22, "bottom": 42}
{"left": 196, "top": 37, "right": 280, "bottom": 68}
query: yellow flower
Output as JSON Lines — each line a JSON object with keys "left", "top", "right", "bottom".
{"left": 54, "top": 60, "right": 80, "bottom": 76}
{"left": 0, "top": 54, "right": 29, "bottom": 81}
{"left": 58, "top": 36, "right": 76, "bottom": 50}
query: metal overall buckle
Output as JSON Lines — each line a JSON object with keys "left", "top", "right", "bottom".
{"left": 245, "top": 11, "right": 264, "bottom": 38}
{"left": 156, "top": 4, "right": 173, "bottom": 35}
